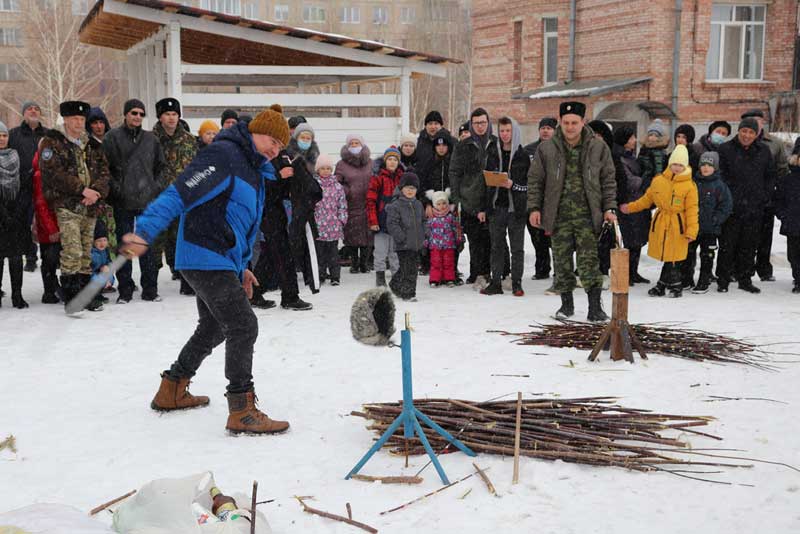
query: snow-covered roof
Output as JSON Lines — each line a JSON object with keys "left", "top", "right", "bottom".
{"left": 512, "top": 77, "right": 652, "bottom": 100}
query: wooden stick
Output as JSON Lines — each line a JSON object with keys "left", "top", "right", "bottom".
{"left": 250, "top": 480, "right": 258, "bottom": 534}
{"left": 513, "top": 392, "right": 522, "bottom": 484}
{"left": 296, "top": 497, "right": 378, "bottom": 533}
{"left": 351, "top": 474, "right": 424, "bottom": 484}
{"left": 346, "top": 502, "right": 352, "bottom": 520}
{"left": 380, "top": 471, "right": 482, "bottom": 515}
{"left": 89, "top": 490, "right": 136, "bottom": 516}
{"left": 472, "top": 462, "right": 496, "bottom": 495}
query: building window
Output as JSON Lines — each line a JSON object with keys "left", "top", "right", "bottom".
{"left": 373, "top": 6, "right": 388, "bottom": 25}
{"left": 339, "top": 6, "right": 360, "bottom": 24}
{"left": 200, "top": 0, "right": 241, "bottom": 16}
{"left": 706, "top": 4, "right": 766, "bottom": 81}
{"left": 0, "top": 28, "right": 22, "bottom": 47}
{"left": 400, "top": 7, "right": 415, "bottom": 24}
{"left": 0, "top": 63, "right": 23, "bottom": 81}
{"left": 0, "top": 0, "right": 19, "bottom": 11}
{"left": 243, "top": 2, "right": 257, "bottom": 19}
{"left": 274, "top": 4, "right": 288, "bottom": 22}
{"left": 303, "top": 5, "right": 326, "bottom": 23}
{"left": 543, "top": 17, "right": 558, "bottom": 85}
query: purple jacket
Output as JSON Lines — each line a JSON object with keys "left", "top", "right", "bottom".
{"left": 425, "top": 212, "right": 460, "bottom": 250}
{"left": 314, "top": 174, "right": 348, "bottom": 241}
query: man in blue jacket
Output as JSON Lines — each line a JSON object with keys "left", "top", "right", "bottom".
{"left": 120, "top": 104, "right": 291, "bottom": 435}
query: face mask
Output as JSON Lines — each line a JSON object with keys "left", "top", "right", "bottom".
{"left": 710, "top": 133, "right": 726, "bottom": 145}
{"left": 348, "top": 146, "right": 362, "bottom": 155}
{"left": 297, "top": 140, "right": 311, "bottom": 151}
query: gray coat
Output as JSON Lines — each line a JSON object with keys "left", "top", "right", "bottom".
{"left": 386, "top": 194, "right": 425, "bottom": 251}
{"left": 527, "top": 126, "right": 617, "bottom": 235}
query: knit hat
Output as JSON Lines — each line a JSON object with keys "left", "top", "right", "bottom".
{"left": 248, "top": 104, "right": 290, "bottom": 146}
{"left": 740, "top": 108, "right": 765, "bottom": 120}
{"left": 383, "top": 146, "right": 401, "bottom": 161}
{"left": 738, "top": 117, "right": 759, "bottom": 133}
{"left": 21, "top": 101, "right": 40, "bottom": 115}
{"left": 424, "top": 110, "right": 444, "bottom": 126}
{"left": 707, "top": 120, "right": 731, "bottom": 136}
{"left": 668, "top": 144, "right": 689, "bottom": 167}
{"left": 288, "top": 115, "right": 307, "bottom": 130}
{"left": 399, "top": 172, "right": 419, "bottom": 190}
{"left": 431, "top": 190, "right": 449, "bottom": 206}
{"left": 124, "top": 99, "right": 146, "bottom": 116}
{"left": 346, "top": 133, "right": 365, "bottom": 146}
{"left": 93, "top": 220, "right": 108, "bottom": 240}
{"left": 647, "top": 119, "right": 666, "bottom": 138}
{"left": 59, "top": 101, "right": 90, "bottom": 118}
{"left": 538, "top": 117, "right": 558, "bottom": 130}
{"left": 198, "top": 120, "right": 220, "bottom": 137}
{"left": 458, "top": 121, "right": 469, "bottom": 135}
{"left": 699, "top": 151, "right": 719, "bottom": 169}
{"left": 315, "top": 153, "right": 335, "bottom": 172}
{"left": 613, "top": 125, "right": 636, "bottom": 147}
{"left": 0, "top": 121, "right": 7, "bottom": 135}
{"left": 293, "top": 122, "right": 314, "bottom": 139}
{"left": 156, "top": 97, "right": 181, "bottom": 118}
{"left": 239, "top": 114, "right": 252, "bottom": 124}
{"left": 399, "top": 132, "right": 416, "bottom": 147}
{"left": 221, "top": 109, "right": 238, "bottom": 126}
{"left": 674, "top": 123, "right": 696, "bottom": 144}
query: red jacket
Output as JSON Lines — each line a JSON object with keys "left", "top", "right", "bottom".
{"left": 32, "top": 150, "right": 60, "bottom": 244}
{"left": 366, "top": 166, "right": 403, "bottom": 231}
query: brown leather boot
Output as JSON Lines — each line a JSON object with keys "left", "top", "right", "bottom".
{"left": 150, "top": 373, "right": 210, "bottom": 411}
{"left": 225, "top": 391, "right": 290, "bottom": 434}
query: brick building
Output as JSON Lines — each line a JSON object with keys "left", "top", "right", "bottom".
{"left": 471, "top": 0, "right": 800, "bottom": 140}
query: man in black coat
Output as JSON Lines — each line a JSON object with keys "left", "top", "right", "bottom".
{"left": 8, "top": 101, "right": 46, "bottom": 272}
{"left": 415, "top": 110, "right": 455, "bottom": 188}
{"left": 103, "top": 98, "right": 167, "bottom": 303}
{"left": 522, "top": 117, "right": 557, "bottom": 281}
{"left": 715, "top": 118, "right": 777, "bottom": 294}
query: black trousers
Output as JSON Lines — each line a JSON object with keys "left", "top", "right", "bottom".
{"left": 40, "top": 242, "right": 61, "bottom": 296}
{"left": 629, "top": 246, "right": 643, "bottom": 277}
{"left": 489, "top": 210, "right": 525, "bottom": 284}
{"left": 788, "top": 235, "right": 800, "bottom": 283}
{"left": 390, "top": 250, "right": 418, "bottom": 299}
{"left": 526, "top": 221, "right": 551, "bottom": 277}
{"left": 462, "top": 212, "right": 490, "bottom": 279}
{"left": 658, "top": 261, "right": 682, "bottom": 290}
{"left": 254, "top": 225, "right": 299, "bottom": 303}
{"left": 115, "top": 206, "right": 158, "bottom": 299}
{"left": 717, "top": 214, "right": 760, "bottom": 284}
{"left": 0, "top": 256, "right": 23, "bottom": 297}
{"left": 167, "top": 270, "right": 258, "bottom": 394}
{"left": 754, "top": 207, "right": 775, "bottom": 279}
{"left": 680, "top": 233, "right": 717, "bottom": 283}
{"left": 315, "top": 240, "right": 340, "bottom": 281}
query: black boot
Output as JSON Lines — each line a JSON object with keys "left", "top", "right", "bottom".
{"left": 349, "top": 247, "right": 360, "bottom": 274}
{"left": 376, "top": 271, "right": 387, "bottom": 287}
{"left": 481, "top": 280, "right": 504, "bottom": 295}
{"left": 555, "top": 292, "right": 574, "bottom": 319}
{"left": 793, "top": 281, "right": 800, "bottom": 294}
{"left": 9, "top": 256, "right": 28, "bottom": 309}
{"left": 179, "top": 275, "right": 195, "bottom": 296}
{"left": 80, "top": 274, "right": 104, "bottom": 311}
{"left": 281, "top": 297, "right": 313, "bottom": 311}
{"left": 359, "top": 247, "right": 371, "bottom": 273}
{"left": 692, "top": 274, "right": 711, "bottom": 294}
{"left": 250, "top": 292, "right": 276, "bottom": 309}
{"left": 587, "top": 288, "right": 609, "bottom": 322}
{"left": 668, "top": 286, "right": 683, "bottom": 298}
{"left": 648, "top": 283, "right": 666, "bottom": 297}
{"left": 738, "top": 279, "right": 761, "bottom": 294}
{"left": 60, "top": 274, "right": 79, "bottom": 311}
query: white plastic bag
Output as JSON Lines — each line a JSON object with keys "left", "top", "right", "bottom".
{"left": 0, "top": 503, "right": 115, "bottom": 534}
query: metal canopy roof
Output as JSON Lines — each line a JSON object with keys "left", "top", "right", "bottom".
{"left": 512, "top": 77, "right": 653, "bottom": 100}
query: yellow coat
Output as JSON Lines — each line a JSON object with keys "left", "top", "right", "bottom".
{"left": 627, "top": 167, "right": 699, "bottom": 262}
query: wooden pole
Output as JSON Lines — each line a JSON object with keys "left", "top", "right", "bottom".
{"left": 473, "top": 462, "right": 497, "bottom": 495}
{"left": 89, "top": 490, "right": 137, "bottom": 516}
{"left": 250, "top": 481, "right": 258, "bottom": 534}
{"left": 512, "top": 392, "right": 522, "bottom": 484}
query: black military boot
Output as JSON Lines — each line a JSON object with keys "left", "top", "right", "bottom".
{"left": 648, "top": 283, "right": 666, "bottom": 297}
{"left": 555, "top": 292, "right": 574, "bottom": 319}
{"left": 587, "top": 288, "right": 609, "bottom": 322}
{"left": 738, "top": 279, "right": 761, "bottom": 294}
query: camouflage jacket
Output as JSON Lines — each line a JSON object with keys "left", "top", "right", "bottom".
{"left": 153, "top": 122, "right": 197, "bottom": 187}
{"left": 40, "top": 128, "right": 110, "bottom": 217}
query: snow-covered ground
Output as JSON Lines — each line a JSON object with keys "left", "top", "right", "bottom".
{"left": 2, "top": 241, "right": 799, "bottom": 533}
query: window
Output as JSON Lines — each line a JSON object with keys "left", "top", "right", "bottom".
{"left": 243, "top": 2, "right": 257, "bottom": 19}
{"left": 0, "top": 0, "right": 19, "bottom": 11}
{"left": 200, "top": 0, "right": 241, "bottom": 16}
{"left": 0, "top": 28, "right": 22, "bottom": 46}
{"left": 71, "top": 0, "right": 89, "bottom": 15}
{"left": 543, "top": 17, "right": 558, "bottom": 85}
{"left": 0, "top": 63, "right": 23, "bottom": 81}
{"left": 303, "top": 4, "right": 325, "bottom": 23}
{"left": 706, "top": 4, "right": 766, "bottom": 81}
{"left": 400, "top": 7, "right": 415, "bottom": 24}
{"left": 339, "top": 6, "right": 360, "bottom": 24}
{"left": 373, "top": 6, "right": 388, "bottom": 25}
{"left": 274, "top": 4, "right": 288, "bottom": 22}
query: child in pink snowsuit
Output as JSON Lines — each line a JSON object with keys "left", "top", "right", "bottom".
{"left": 425, "top": 191, "right": 461, "bottom": 286}
{"left": 314, "top": 154, "right": 348, "bottom": 285}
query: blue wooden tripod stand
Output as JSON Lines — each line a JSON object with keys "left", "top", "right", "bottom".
{"left": 346, "top": 314, "right": 475, "bottom": 485}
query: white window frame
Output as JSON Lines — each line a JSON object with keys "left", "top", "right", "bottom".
{"left": 0, "top": 63, "right": 23, "bottom": 81}
{"left": 339, "top": 6, "right": 360, "bottom": 24}
{"left": 400, "top": 6, "right": 415, "bottom": 24}
{"left": 243, "top": 2, "right": 257, "bottom": 19}
{"left": 0, "top": 0, "right": 20, "bottom": 12}
{"left": 274, "top": 4, "right": 289, "bottom": 22}
{"left": 302, "top": 4, "right": 326, "bottom": 23}
{"left": 706, "top": 4, "right": 766, "bottom": 82}
{"left": 372, "top": 6, "right": 388, "bottom": 25}
{"left": 0, "top": 27, "right": 22, "bottom": 47}
{"left": 543, "top": 17, "right": 558, "bottom": 86}
{"left": 200, "top": 0, "right": 241, "bottom": 16}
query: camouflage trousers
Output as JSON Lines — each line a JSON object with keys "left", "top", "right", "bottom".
{"left": 152, "top": 220, "right": 178, "bottom": 272}
{"left": 56, "top": 208, "right": 95, "bottom": 275}
{"left": 96, "top": 202, "right": 117, "bottom": 257}
{"left": 551, "top": 216, "right": 602, "bottom": 293}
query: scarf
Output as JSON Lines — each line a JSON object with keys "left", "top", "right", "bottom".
{"left": 0, "top": 148, "right": 20, "bottom": 202}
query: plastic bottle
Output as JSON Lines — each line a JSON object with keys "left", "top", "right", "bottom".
{"left": 210, "top": 486, "right": 238, "bottom": 518}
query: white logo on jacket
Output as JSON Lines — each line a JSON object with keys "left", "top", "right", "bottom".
{"left": 185, "top": 166, "right": 216, "bottom": 188}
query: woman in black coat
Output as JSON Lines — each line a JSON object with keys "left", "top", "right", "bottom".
{"left": 0, "top": 122, "right": 31, "bottom": 308}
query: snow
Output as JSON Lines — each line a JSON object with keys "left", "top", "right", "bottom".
{"left": 2, "top": 240, "right": 800, "bottom": 533}
{"left": 528, "top": 87, "right": 600, "bottom": 99}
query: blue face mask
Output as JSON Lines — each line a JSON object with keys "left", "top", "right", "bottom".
{"left": 710, "top": 133, "right": 726, "bottom": 146}
{"left": 297, "top": 140, "right": 311, "bottom": 151}
{"left": 348, "top": 146, "right": 362, "bottom": 155}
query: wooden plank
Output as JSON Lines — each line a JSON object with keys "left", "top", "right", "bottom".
{"left": 181, "top": 65, "right": 402, "bottom": 77}
{"left": 610, "top": 248, "right": 629, "bottom": 294}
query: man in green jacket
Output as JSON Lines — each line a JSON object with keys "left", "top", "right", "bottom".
{"left": 527, "top": 101, "right": 617, "bottom": 322}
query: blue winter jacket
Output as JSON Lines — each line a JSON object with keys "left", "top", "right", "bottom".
{"left": 135, "top": 122, "right": 270, "bottom": 279}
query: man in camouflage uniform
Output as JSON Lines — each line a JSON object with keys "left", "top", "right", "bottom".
{"left": 527, "top": 101, "right": 617, "bottom": 322}
{"left": 40, "top": 100, "right": 110, "bottom": 312}
{"left": 152, "top": 97, "right": 197, "bottom": 295}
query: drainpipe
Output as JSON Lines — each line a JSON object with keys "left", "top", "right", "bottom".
{"left": 568, "top": 0, "right": 577, "bottom": 83}
{"left": 671, "top": 0, "right": 683, "bottom": 133}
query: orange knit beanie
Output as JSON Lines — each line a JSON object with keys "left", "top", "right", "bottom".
{"left": 248, "top": 104, "right": 290, "bottom": 146}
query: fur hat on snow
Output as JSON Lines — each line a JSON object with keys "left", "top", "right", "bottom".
{"left": 315, "top": 153, "right": 335, "bottom": 172}
{"left": 350, "top": 288, "right": 396, "bottom": 346}
{"left": 668, "top": 144, "right": 689, "bottom": 168}
{"left": 248, "top": 104, "right": 290, "bottom": 146}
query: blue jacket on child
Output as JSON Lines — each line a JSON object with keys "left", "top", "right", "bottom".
{"left": 135, "top": 122, "right": 270, "bottom": 279}
{"left": 696, "top": 170, "right": 733, "bottom": 236}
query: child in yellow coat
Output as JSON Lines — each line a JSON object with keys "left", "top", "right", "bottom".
{"left": 621, "top": 144, "right": 699, "bottom": 297}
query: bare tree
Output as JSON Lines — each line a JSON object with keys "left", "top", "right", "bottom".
{"left": 0, "top": 0, "right": 123, "bottom": 126}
